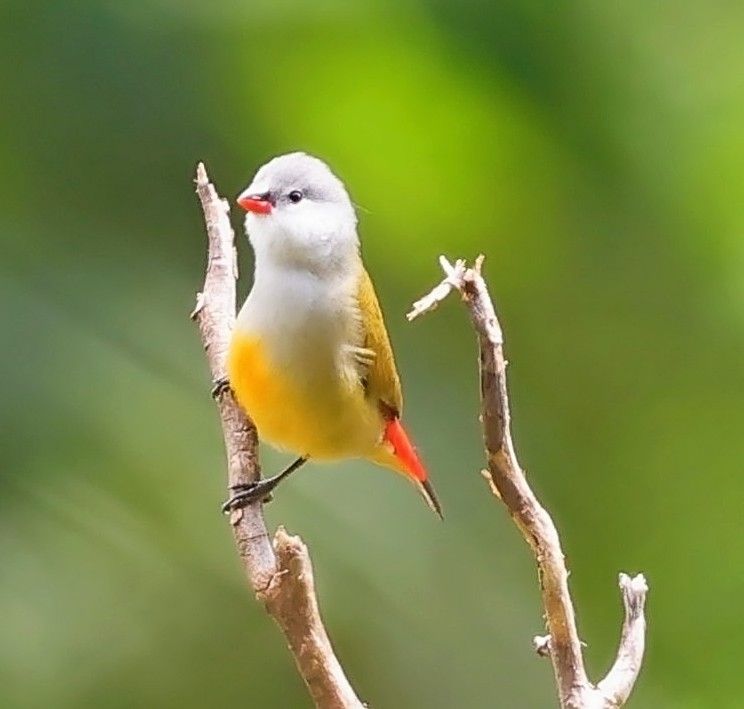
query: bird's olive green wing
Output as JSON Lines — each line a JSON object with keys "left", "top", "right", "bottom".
{"left": 355, "top": 267, "right": 403, "bottom": 416}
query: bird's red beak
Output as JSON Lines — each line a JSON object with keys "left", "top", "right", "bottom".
{"left": 237, "top": 190, "right": 273, "bottom": 215}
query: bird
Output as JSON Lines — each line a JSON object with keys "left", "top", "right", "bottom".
{"left": 222, "top": 152, "right": 442, "bottom": 518}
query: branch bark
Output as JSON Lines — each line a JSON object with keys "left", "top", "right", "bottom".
{"left": 192, "top": 163, "right": 364, "bottom": 709}
{"left": 408, "top": 255, "right": 649, "bottom": 708}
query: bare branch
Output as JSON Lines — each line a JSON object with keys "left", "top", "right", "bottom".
{"left": 596, "top": 574, "right": 649, "bottom": 706}
{"left": 410, "top": 256, "right": 648, "bottom": 708}
{"left": 406, "top": 256, "right": 467, "bottom": 320}
{"left": 192, "top": 163, "right": 364, "bottom": 709}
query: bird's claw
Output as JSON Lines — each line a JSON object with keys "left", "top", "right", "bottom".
{"left": 221, "top": 482, "right": 274, "bottom": 513}
{"left": 211, "top": 376, "right": 231, "bottom": 400}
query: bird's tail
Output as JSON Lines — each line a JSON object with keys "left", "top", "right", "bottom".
{"left": 373, "top": 418, "right": 443, "bottom": 519}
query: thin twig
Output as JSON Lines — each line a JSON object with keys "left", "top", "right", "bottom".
{"left": 596, "top": 574, "right": 649, "bottom": 706}
{"left": 192, "top": 163, "right": 364, "bottom": 709}
{"left": 409, "top": 255, "right": 648, "bottom": 708}
{"left": 406, "top": 256, "right": 467, "bottom": 320}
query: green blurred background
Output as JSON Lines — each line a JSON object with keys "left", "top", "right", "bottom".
{"left": 2, "top": 0, "right": 743, "bottom": 706}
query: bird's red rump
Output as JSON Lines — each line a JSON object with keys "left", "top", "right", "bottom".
{"left": 384, "top": 418, "right": 427, "bottom": 482}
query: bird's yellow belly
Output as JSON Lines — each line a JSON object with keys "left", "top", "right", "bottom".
{"left": 228, "top": 332, "right": 383, "bottom": 460}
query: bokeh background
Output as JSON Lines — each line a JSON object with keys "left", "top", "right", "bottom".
{"left": 2, "top": 0, "right": 744, "bottom": 706}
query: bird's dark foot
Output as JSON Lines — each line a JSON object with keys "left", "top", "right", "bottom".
{"left": 220, "top": 457, "right": 308, "bottom": 513}
{"left": 211, "top": 375, "right": 231, "bottom": 400}
{"left": 221, "top": 481, "right": 274, "bottom": 513}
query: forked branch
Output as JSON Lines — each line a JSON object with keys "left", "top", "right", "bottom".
{"left": 408, "top": 256, "right": 648, "bottom": 708}
{"left": 191, "top": 163, "right": 364, "bottom": 709}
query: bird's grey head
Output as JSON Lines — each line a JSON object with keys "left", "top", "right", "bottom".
{"left": 237, "top": 152, "right": 359, "bottom": 276}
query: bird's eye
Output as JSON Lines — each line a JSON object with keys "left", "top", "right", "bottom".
{"left": 288, "top": 190, "right": 303, "bottom": 204}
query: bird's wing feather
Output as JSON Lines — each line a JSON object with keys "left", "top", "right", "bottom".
{"left": 355, "top": 266, "right": 403, "bottom": 416}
